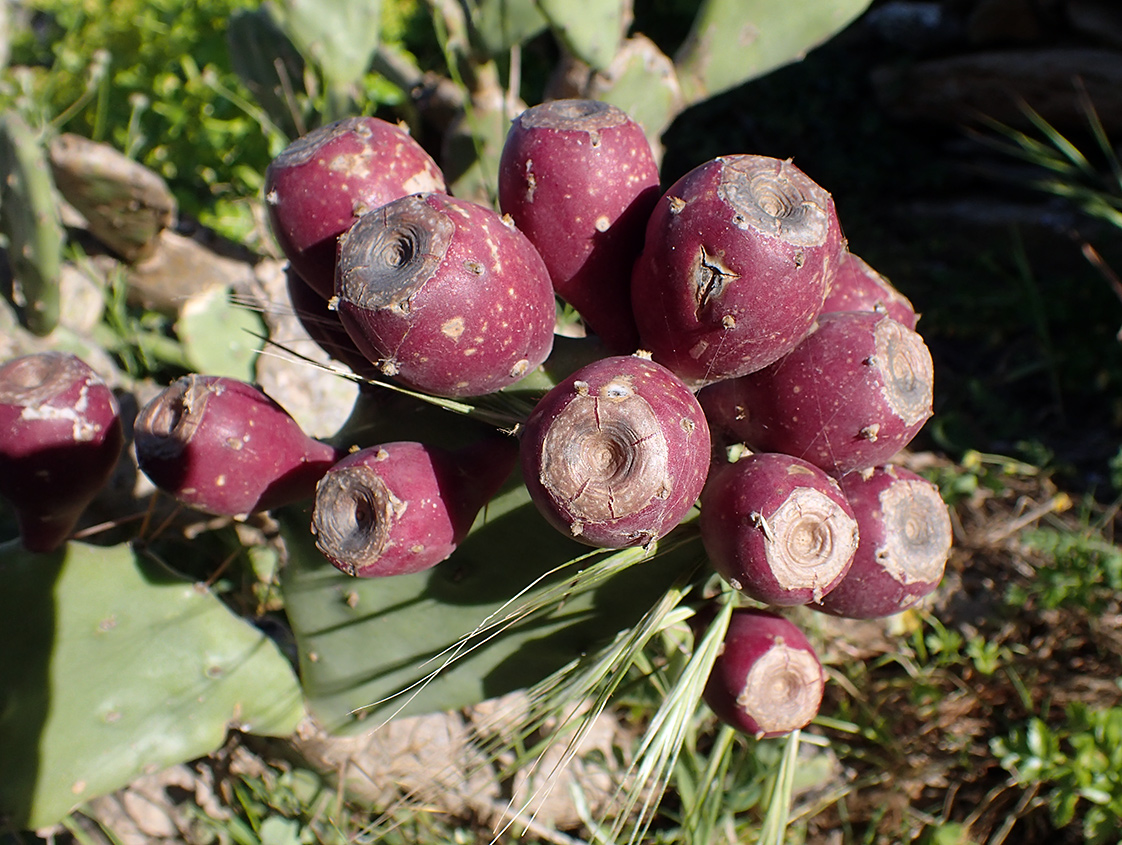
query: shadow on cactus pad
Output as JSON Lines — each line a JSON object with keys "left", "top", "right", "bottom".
{"left": 279, "top": 480, "right": 705, "bottom": 734}
{"left": 0, "top": 539, "right": 305, "bottom": 830}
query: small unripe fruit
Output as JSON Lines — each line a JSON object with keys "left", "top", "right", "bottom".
{"left": 311, "top": 435, "right": 517, "bottom": 577}
{"left": 699, "top": 311, "right": 934, "bottom": 475}
{"left": 813, "top": 464, "right": 952, "bottom": 619}
{"left": 699, "top": 606, "right": 825, "bottom": 738}
{"left": 498, "top": 99, "right": 659, "bottom": 353}
{"left": 700, "top": 453, "right": 859, "bottom": 606}
{"left": 631, "top": 154, "right": 844, "bottom": 385}
{"left": 265, "top": 116, "right": 446, "bottom": 297}
{"left": 134, "top": 375, "right": 343, "bottom": 517}
{"left": 334, "top": 193, "right": 556, "bottom": 398}
{"left": 520, "top": 355, "right": 711, "bottom": 549}
{"left": 0, "top": 352, "right": 124, "bottom": 552}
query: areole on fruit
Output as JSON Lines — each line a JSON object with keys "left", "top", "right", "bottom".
{"left": 0, "top": 351, "right": 84, "bottom": 406}
{"left": 874, "top": 318, "right": 932, "bottom": 427}
{"left": 521, "top": 355, "right": 710, "bottom": 549}
{"left": 133, "top": 374, "right": 209, "bottom": 460}
{"left": 761, "top": 486, "right": 858, "bottom": 596}
{"left": 335, "top": 196, "right": 454, "bottom": 314}
{"left": 517, "top": 98, "right": 626, "bottom": 136}
{"left": 718, "top": 156, "right": 832, "bottom": 247}
{"left": 540, "top": 376, "right": 671, "bottom": 532}
{"left": 736, "top": 639, "right": 824, "bottom": 736}
{"left": 877, "top": 478, "right": 951, "bottom": 585}
{"left": 311, "top": 463, "right": 401, "bottom": 577}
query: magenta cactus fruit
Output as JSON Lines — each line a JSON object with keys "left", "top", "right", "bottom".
{"left": 498, "top": 99, "right": 659, "bottom": 353}
{"left": 698, "top": 311, "right": 934, "bottom": 475}
{"left": 334, "top": 192, "right": 556, "bottom": 397}
{"left": 699, "top": 606, "right": 825, "bottom": 738}
{"left": 134, "top": 374, "right": 343, "bottom": 517}
{"left": 630, "top": 154, "right": 844, "bottom": 385}
{"left": 519, "top": 354, "right": 711, "bottom": 549}
{"left": 311, "top": 435, "right": 518, "bottom": 577}
{"left": 700, "top": 453, "right": 859, "bottom": 606}
{"left": 264, "top": 116, "right": 446, "bottom": 298}
{"left": 812, "top": 464, "right": 952, "bottom": 619}
{"left": 822, "top": 250, "right": 918, "bottom": 329}
{"left": 0, "top": 352, "right": 124, "bottom": 552}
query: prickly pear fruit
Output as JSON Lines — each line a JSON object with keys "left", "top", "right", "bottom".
{"left": 812, "top": 464, "right": 952, "bottom": 619}
{"left": 631, "top": 154, "right": 844, "bottom": 385}
{"left": 520, "top": 354, "right": 711, "bottom": 549}
{"left": 334, "top": 192, "right": 556, "bottom": 397}
{"left": 822, "top": 250, "right": 918, "bottom": 329}
{"left": 699, "top": 311, "right": 934, "bottom": 475}
{"left": 0, "top": 352, "right": 124, "bottom": 552}
{"left": 311, "top": 434, "right": 518, "bottom": 577}
{"left": 697, "top": 605, "right": 825, "bottom": 739}
{"left": 134, "top": 375, "right": 344, "bottom": 518}
{"left": 264, "top": 117, "right": 446, "bottom": 298}
{"left": 498, "top": 99, "right": 659, "bottom": 353}
{"left": 700, "top": 452, "right": 858, "bottom": 606}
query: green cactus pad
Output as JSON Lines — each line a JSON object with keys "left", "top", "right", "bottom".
{"left": 226, "top": 6, "right": 310, "bottom": 142}
{"left": 0, "top": 113, "right": 63, "bottom": 337}
{"left": 591, "top": 34, "right": 685, "bottom": 151}
{"left": 0, "top": 539, "right": 305, "bottom": 830}
{"left": 471, "top": 0, "right": 549, "bottom": 56}
{"left": 538, "top": 0, "right": 626, "bottom": 71}
{"left": 272, "top": 0, "right": 383, "bottom": 108}
{"left": 674, "top": 0, "right": 875, "bottom": 104}
{"left": 279, "top": 482, "right": 704, "bottom": 734}
{"left": 176, "top": 284, "right": 265, "bottom": 382}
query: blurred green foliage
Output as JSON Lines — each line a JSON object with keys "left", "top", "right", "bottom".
{"left": 3, "top": 0, "right": 419, "bottom": 236}
{"left": 6, "top": 0, "right": 275, "bottom": 218}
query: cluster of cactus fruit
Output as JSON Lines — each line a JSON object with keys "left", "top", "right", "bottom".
{"left": 0, "top": 99, "right": 951, "bottom": 741}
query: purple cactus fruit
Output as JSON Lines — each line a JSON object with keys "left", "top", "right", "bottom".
{"left": 134, "top": 375, "right": 343, "bottom": 517}
{"left": 700, "top": 453, "right": 859, "bottom": 606}
{"left": 812, "top": 464, "right": 952, "bottom": 619}
{"left": 822, "top": 250, "right": 918, "bottom": 329}
{"left": 333, "top": 192, "right": 556, "bottom": 397}
{"left": 311, "top": 435, "right": 518, "bottom": 577}
{"left": 0, "top": 352, "right": 124, "bottom": 552}
{"left": 519, "top": 354, "right": 711, "bottom": 549}
{"left": 630, "top": 154, "right": 844, "bottom": 385}
{"left": 498, "top": 99, "right": 659, "bottom": 353}
{"left": 264, "top": 116, "right": 446, "bottom": 298}
{"left": 698, "top": 311, "right": 934, "bottom": 475}
{"left": 698, "top": 606, "right": 825, "bottom": 738}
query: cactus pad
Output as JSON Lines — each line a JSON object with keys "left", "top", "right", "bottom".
{"left": 0, "top": 539, "right": 305, "bottom": 829}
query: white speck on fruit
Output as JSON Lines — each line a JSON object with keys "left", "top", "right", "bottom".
{"left": 442, "top": 316, "right": 466, "bottom": 340}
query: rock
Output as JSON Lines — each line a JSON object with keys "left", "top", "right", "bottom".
{"left": 49, "top": 133, "right": 176, "bottom": 263}
{"left": 125, "top": 228, "right": 255, "bottom": 313}
{"left": 872, "top": 47, "right": 1122, "bottom": 134}
{"left": 252, "top": 259, "right": 359, "bottom": 440}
